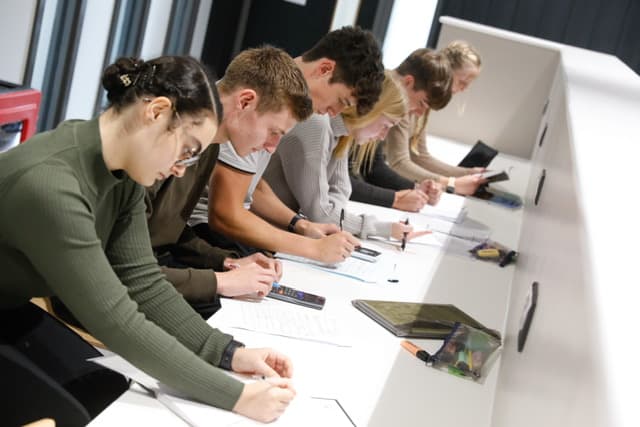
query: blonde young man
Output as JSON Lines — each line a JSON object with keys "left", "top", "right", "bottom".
{"left": 189, "top": 26, "right": 384, "bottom": 263}
{"left": 145, "top": 46, "right": 313, "bottom": 318}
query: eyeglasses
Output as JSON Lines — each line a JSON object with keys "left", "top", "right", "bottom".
{"left": 171, "top": 110, "right": 200, "bottom": 167}
{"left": 174, "top": 147, "right": 200, "bottom": 167}
{"left": 141, "top": 98, "right": 201, "bottom": 167}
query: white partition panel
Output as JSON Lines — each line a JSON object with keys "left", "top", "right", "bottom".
{"left": 429, "top": 17, "right": 560, "bottom": 159}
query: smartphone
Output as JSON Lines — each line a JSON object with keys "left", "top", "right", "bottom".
{"left": 352, "top": 246, "right": 382, "bottom": 263}
{"left": 473, "top": 186, "right": 522, "bottom": 209}
{"left": 268, "top": 283, "right": 326, "bottom": 310}
{"left": 480, "top": 169, "right": 509, "bottom": 183}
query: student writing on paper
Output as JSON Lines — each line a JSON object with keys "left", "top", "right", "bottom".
{"left": 263, "top": 71, "right": 430, "bottom": 243}
{"left": 0, "top": 56, "right": 295, "bottom": 424}
{"left": 144, "top": 47, "right": 311, "bottom": 318}
{"left": 188, "top": 27, "right": 383, "bottom": 262}
{"left": 384, "top": 42, "right": 487, "bottom": 195}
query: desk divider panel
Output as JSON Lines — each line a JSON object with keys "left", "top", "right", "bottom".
{"left": 428, "top": 17, "right": 560, "bottom": 160}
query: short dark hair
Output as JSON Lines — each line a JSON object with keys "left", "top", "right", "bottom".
{"left": 102, "top": 55, "right": 222, "bottom": 123}
{"left": 302, "top": 26, "right": 384, "bottom": 115}
{"left": 218, "top": 46, "right": 312, "bottom": 122}
{"left": 396, "top": 48, "right": 452, "bottom": 110}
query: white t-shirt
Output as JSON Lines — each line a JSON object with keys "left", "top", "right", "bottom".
{"left": 188, "top": 141, "right": 272, "bottom": 226}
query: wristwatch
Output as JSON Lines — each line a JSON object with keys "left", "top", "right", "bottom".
{"left": 219, "top": 339, "right": 245, "bottom": 371}
{"left": 445, "top": 176, "right": 456, "bottom": 194}
{"left": 287, "top": 212, "right": 307, "bottom": 232}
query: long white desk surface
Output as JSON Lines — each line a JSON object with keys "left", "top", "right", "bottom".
{"left": 89, "top": 138, "right": 530, "bottom": 426}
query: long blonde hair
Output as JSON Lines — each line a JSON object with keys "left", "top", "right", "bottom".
{"left": 333, "top": 71, "right": 407, "bottom": 174}
{"left": 409, "top": 41, "right": 481, "bottom": 154}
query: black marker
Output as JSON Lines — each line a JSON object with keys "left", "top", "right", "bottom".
{"left": 499, "top": 250, "right": 517, "bottom": 267}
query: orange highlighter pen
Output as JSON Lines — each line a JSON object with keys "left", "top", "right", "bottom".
{"left": 401, "top": 340, "right": 431, "bottom": 363}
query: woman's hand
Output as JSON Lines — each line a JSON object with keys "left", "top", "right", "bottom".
{"left": 453, "top": 174, "right": 486, "bottom": 196}
{"left": 233, "top": 378, "right": 296, "bottom": 423}
{"left": 418, "top": 179, "right": 443, "bottom": 206}
{"left": 231, "top": 347, "right": 293, "bottom": 379}
{"left": 392, "top": 189, "right": 428, "bottom": 212}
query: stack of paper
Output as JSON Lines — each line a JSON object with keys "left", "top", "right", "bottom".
{"left": 216, "top": 298, "right": 352, "bottom": 347}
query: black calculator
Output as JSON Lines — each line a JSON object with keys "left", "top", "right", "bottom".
{"left": 267, "top": 283, "right": 326, "bottom": 310}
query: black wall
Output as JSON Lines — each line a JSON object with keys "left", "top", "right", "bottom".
{"left": 241, "top": 0, "right": 337, "bottom": 56}
{"left": 201, "top": 0, "right": 394, "bottom": 78}
{"left": 428, "top": 0, "right": 640, "bottom": 75}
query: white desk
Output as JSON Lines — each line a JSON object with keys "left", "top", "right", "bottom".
{"left": 90, "top": 138, "right": 530, "bottom": 427}
{"left": 91, "top": 18, "right": 640, "bottom": 426}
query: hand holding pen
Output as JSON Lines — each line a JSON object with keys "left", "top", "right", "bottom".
{"left": 234, "top": 377, "right": 296, "bottom": 423}
{"left": 232, "top": 347, "right": 296, "bottom": 422}
{"left": 390, "top": 219, "right": 431, "bottom": 249}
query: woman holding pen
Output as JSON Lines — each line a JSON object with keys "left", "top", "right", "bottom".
{"left": 0, "top": 55, "right": 294, "bottom": 425}
{"left": 263, "top": 71, "right": 441, "bottom": 244}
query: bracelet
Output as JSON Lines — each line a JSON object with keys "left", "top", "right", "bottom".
{"left": 287, "top": 213, "right": 307, "bottom": 232}
{"left": 219, "top": 339, "right": 245, "bottom": 371}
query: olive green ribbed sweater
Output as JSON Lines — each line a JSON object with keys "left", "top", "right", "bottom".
{"left": 0, "top": 118, "right": 243, "bottom": 410}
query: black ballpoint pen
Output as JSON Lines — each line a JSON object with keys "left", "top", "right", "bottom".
{"left": 339, "top": 208, "right": 345, "bottom": 231}
{"left": 401, "top": 218, "right": 409, "bottom": 251}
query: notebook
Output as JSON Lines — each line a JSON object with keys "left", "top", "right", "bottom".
{"left": 352, "top": 299, "right": 501, "bottom": 340}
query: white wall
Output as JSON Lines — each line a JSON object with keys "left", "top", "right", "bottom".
{"left": 140, "top": 0, "right": 173, "bottom": 59}
{"left": 65, "top": 0, "right": 116, "bottom": 120}
{"left": 190, "top": 0, "right": 214, "bottom": 59}
{"left": 0, "top": 0, "right": 38, "bottom": 85}
{"left": 382, "top": 0, "right": 438, "bottom": 69}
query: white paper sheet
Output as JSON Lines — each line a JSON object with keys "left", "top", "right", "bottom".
{"left": 91, "top": 354, "right": 355, "bottom": 427}
{"left": 214, "top": 298, "right": 352, "bottom": 347}
{"left": 276, "top": 252, "right": 392, "bottom": 283}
